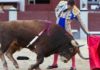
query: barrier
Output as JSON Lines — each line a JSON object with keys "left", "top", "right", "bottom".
{"left": 89, "top": 31, "right": 100, "bottom": 35}
{"left": 72, "top": 29, "right": 80, "bottom": 39}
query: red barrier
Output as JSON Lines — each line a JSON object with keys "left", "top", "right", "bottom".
{"left": 87, "top": 35, "right": 100, "bottom": 70}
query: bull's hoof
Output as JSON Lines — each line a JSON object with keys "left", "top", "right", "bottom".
{"left": 28, "top": 65, "right": 41, "bottom": 70}
{"left": 47, "top": 65, "right": 58, "bottom": 69}
{"left": 14, "top": 62, "right": 19, "bottom": 69}
{"left": 35, "top": 67, "right": 41, "bottom": 70}
{"left": 69, "top": 67, "right": 76, "bottom": 70}
{"left": 4, "top": 67, "right": 8, "bottom": 70}
{"left": 28, "top": 65, "right": 33, "bottom": 70}
{"left": 28, "top": 67, "right": 32, "bottom": 70}
{"left": 15, "top": 65, "right": 19, "bottom": 69}
{"left": 3, "top": 64, "right": 8, "bottom": 70}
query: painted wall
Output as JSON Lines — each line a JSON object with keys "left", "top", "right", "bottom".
{"left": 88, "top": 12, "right": 100, "bottom": 31}
{"left": 0, "top": 0, "right": 100, "bottom": 32}
{"left": 0, "top": 11, "right": 8, "bottom": 21}
{"left": 17, "top": 11, "right": 56, "bottom": 23}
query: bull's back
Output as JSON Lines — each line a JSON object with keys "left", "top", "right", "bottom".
{"left": 0, "top": 20, "right": 50, "bottom": 47}
{"left": 35, "top": 22, "right": 73, "bottom": 57}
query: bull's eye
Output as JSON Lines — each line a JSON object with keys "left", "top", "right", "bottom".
{"left": 60, "top": 51, "right": 67, "bottom": 56}
{"left": 69, "top": 48, "right": 73, "bottom": 53}
{"left": 62, "top": 51, "right": 66, "bottom": 55}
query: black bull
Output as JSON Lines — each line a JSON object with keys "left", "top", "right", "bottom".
{"left": 0, "top": 20, "right": 88, "bottom": 70}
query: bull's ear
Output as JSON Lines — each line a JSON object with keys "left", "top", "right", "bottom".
{"left": 71, "top": 40, "right": 78, "bottom": 47}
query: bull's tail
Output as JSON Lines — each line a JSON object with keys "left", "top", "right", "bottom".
{"left": 78, "top": 49, "right": 89, "bottom": 60}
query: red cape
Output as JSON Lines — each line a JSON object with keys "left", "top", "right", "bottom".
{"left": 88, "top": 35, "right": 100, "bottom": 70}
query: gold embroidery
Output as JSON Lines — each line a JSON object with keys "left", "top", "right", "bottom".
{"left": 72, "top": 6, "right": 80, "bottom": 16}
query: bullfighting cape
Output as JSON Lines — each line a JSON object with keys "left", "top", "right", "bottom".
{"left": 87, "top": 35, "right": 100, "bottom": 70}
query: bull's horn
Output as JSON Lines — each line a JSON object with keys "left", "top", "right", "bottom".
{"left": 78, "top": 49, "right": 89, "bottom": 60}
{"left": 71, "top": 40, "right": 78, "bottom": 47}
{"left": 71, "top": 40, "right": 85, "bottom": 48}
{"left": 78, "top": 45, "right": 85, "bottom": 47}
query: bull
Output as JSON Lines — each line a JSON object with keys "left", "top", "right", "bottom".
{"left": 0, "top": 20, "right": 88, "bottom": 70}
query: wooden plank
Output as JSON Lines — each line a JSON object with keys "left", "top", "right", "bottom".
{"left": 89, "top": 31, "right": 100, "bottom": 35}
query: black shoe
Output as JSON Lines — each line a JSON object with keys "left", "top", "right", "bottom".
{"left": 69, "top": 67, "right": 76, "bottom": 70}
{"left": 47, "top": 65, "right": 58, "bottom": 69}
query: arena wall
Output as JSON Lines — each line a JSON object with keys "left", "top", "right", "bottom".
{"left": 0, "top": 0, "right": 100, "bottom": 31}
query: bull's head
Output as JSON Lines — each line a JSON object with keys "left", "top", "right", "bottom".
{"left": 59, "top": 40, "right": 89, "bottom": 63}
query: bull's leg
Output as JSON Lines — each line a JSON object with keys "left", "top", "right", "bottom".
{"left": 5, "top": 41, "right": 19, "bottom": 69}
{"left": 5, "top": 52, "right": 19, "bottom": 69}
{"left": 4, "top": 40, "right": 19, "bottom": 69}
{"left": 0, "top": 51, "right": 8, "bottom": 70}
{"left": 28, "top": 53, "right": 44, "bottom": 70}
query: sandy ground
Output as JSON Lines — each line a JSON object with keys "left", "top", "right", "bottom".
{"left": 0, "top": 39, "right": 90, "bottom": 70}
